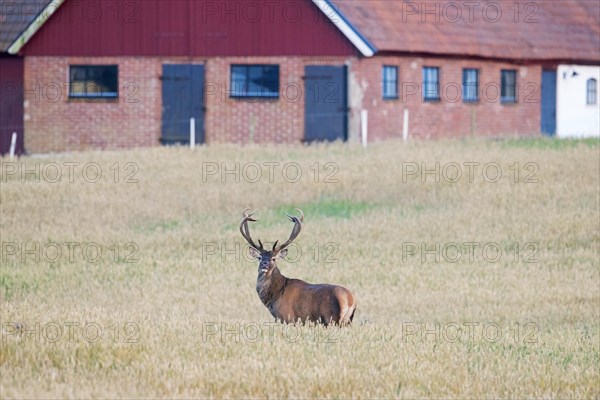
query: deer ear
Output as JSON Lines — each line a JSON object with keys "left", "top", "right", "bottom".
{"left": 249, "top": 247, "right": 261, "bottom": 259}
{"left": 278, "top": 249, "right": 288, "bottom": 259}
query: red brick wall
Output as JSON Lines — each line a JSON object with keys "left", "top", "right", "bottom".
{"left": 23, "top": 56, "right": 353, "bottom": 152}
{"left": 349, "top": 56, "right": 543, "bottom": 141}
{"left": 23, "top": 55, "right": 542, "bottom": 153}
{"left": 204, "top": 56, "right": 353, "bottom": 144}
{"left": 24, "top": 56, "right": 161, "bottom": 153}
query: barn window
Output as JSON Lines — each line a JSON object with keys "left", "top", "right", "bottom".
{"left": 587, "top": 78, "right": 597, "bottom": 105}
{"left": 69, "top": 65, "right": 118, "bottom": 98}
{"left": 382, "top": 66, "right": 398, "bottom": 99}
{"left": 423, "top": 67, "right": 440, "bottom": 101}
{"left": 501, "top": 69, "right": 517, "bottom": 103}
{"left": 463, "top": 68, "right": 479, "bottom": 102}
{"left": 230, "top": 65, "right": 279, "bottom": 98}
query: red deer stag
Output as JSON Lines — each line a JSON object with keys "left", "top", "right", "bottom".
{"left": 240, "top": 208, "right": 356, "bottom": 326}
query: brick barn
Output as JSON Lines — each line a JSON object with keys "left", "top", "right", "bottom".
{"left": 1, "top": 0, "right": 599, "bottom": 154}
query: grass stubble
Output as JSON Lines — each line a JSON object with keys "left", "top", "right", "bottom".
{"left": 0, "top": 138, "right": 598, "bottom": 398}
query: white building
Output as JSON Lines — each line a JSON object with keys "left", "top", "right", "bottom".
{"left": 556, "top": 65, "right": 600, "bottom": 138}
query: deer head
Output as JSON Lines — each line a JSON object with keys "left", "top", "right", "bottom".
{"left": 239, "top": 208, "right": 304, "bottom": 275}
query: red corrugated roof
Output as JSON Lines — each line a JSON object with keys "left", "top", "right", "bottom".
{"left": 3, "top": 0, "right": 599, "bottom": 62}
{"left": 336, "top": 0, "right": 600, "bottom": 62}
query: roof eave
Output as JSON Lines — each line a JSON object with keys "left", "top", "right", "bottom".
{"left": 375, "top": 49, "right": 600, "bottom": 66}
{"left": 311, "top": 0, "right": 377, "bottom": 57}
{"left": 7, "top": 0, "right": 65, "bottom": 55}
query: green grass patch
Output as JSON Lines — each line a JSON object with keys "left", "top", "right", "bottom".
{"left": 273, "top": 198, "right": 374, "bottom": 221}
{"left": 133, "top": 218, "right": 180, "bottom": 234}
{"left": 499, "top": 137, "right": 599, "bottom": 150}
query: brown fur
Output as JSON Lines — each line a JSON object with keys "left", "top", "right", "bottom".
{"left": 256, "top": 264, "right": 356, "bottom": 326}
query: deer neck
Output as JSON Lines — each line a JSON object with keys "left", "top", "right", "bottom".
{"left": 256, "top": 265, "right": 288, "bottom": 307}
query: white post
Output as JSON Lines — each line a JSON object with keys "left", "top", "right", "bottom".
{"left": 402, "top": 108, "right": 409, "bottom": 142}
{"left": 360, "top": 109, "right": 368, "bottom": 148}
{"left": 190, "top": 117, "right": 195, "bottom": 149}
{"left": 9, "top": 132, "right": 17, "bottom": 159}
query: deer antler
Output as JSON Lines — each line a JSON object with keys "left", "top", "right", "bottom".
{"left": 273, "top": 209, "right": 304, "bottom": 253}
{"left": 240, "top": 208, "right": 264, "bottom": 251}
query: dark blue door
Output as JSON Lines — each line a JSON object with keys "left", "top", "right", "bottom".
{"left": 0, "top": 57, "right": 24, "bottom": 156}
{"left": 541, "top": 69, "right": 557, "bottom": 136}
{"left": 304, "top": 66, "right": 347, "bottom": 142}
{"left": 161, "top": 64, "right": 204, "bottom": 144}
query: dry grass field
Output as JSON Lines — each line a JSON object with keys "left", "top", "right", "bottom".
{"left": 0, "top": 138, "right": 598, "bottom": 399}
